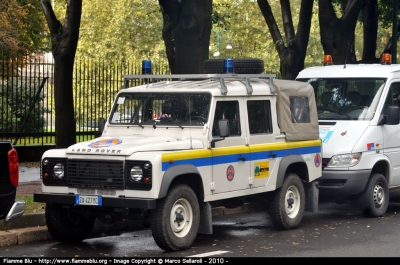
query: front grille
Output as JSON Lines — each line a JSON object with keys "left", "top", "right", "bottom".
{"left": 67, "top": 160, "right": 124, "bottom": 189}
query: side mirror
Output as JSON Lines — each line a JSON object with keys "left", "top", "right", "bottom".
{"left": 211, "top": 119, "right": 230, "bottom": 148}
{"left": 218, "top": 119, "right": 230, "bottom": 137}
{"left": 96, "top": 118, "right": 106, "bottom": 137}
{"left": 387, "top": 106, "right": 400, "bottom": 125}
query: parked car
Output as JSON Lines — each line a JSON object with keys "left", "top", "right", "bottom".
{"left": 0, "top": 141, "right": 25, "bottom": 222}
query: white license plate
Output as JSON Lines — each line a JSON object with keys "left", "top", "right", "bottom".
{"left": 75, "top": 195, "right": 102, "bottom": 206}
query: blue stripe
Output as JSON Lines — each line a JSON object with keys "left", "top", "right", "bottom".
{"left": 162, "top": 145, "right": 321, "bottom": 171}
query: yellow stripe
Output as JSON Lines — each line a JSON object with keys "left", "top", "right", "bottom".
{"left": 161, "top": 139, "right": 321, "bottom": 162}
{"left": 250, "top": 139, "right": 321, "bottom": 152}
{"left": 162, "top": 149, "right": 212, "bottom": 162}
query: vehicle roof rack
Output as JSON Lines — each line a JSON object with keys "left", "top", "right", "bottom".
{"left": 122, "top": 74, "right": 276, "bottom": 95}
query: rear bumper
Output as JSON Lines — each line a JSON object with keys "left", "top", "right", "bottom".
{"left": 34, "top": 193, "right": 157, "bottom": 209}
{"left": 5, "top": 200, "right": 25, "bottom": 222}
{"left": 316, "top": 169, "right": 371, "bottom": 196}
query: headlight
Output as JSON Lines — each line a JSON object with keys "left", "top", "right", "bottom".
{"left": 129, "top": 166, "right": 143, "bottom": 182}
{"left": 53, "top": 163, "right": 65, "bottom": 178}
{"left": 327, "top": 152, "right": 362, "bottom": 168}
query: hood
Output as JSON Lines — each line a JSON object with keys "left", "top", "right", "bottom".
{"left": 319, "top": 121, "right": 369, "bottom": 158}
{"left": 66, "top": 136, "right": 204, "bottom": 156}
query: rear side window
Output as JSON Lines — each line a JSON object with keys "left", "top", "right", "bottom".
{"left": 290, "top": 96, "right": 310, "bottom": 123}
{"left": 247, "top": 100, "right": 272, "bottom": 134}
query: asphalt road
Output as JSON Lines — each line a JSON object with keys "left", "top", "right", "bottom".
{"left": 2, "top": 198, "right": 400, "bottom": 258}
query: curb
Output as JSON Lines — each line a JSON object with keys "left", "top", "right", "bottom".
{"left": 0, "top": 203, "right": 264, "bottom": 247}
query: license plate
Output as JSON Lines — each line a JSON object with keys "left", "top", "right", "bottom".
{"left": 75, "top": 195, "right": 102, "bottom": 206}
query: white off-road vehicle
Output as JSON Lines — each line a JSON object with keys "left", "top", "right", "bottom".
{"left": 35, "top": 60, "right": 322, "bottom": 251}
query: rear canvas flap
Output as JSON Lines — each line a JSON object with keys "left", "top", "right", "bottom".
{"left": 274, "top": 79, "right": 319, "bottom": 141}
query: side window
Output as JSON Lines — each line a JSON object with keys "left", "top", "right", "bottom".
{"left": 290, "top": 96, "right": 311, "bottom": 123}
{"left": 212, "top": 101, "right": 241, "bottom": 136}
{"left": 247, "top": 100, "right": 272, "bottom": 134}
{"left": 383, "top": 83, "right": 400, "bottom": 114}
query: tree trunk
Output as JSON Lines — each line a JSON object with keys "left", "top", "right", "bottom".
{"left": 159, "top": 0, "right": 212, "bottom": 74}
{"left": 258, "top": 0, "right": 313, "bottom": 80}
{"left": 318, "top": 0, "right": 366, "bottom": 65}
{"left": 41, "top": 0, "right": 81, "bottom": 148}
{"left": 361, "top": 0, "right": 378, "bottom": 63}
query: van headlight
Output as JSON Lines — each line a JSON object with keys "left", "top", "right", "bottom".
{"left": 129, "top": 166, "right": 143, "bottom": 182}
{"left": 327, "top": 152, "right": 362, "bottom": 167}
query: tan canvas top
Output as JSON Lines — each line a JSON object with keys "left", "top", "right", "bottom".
{"left": 274, "top": 79, "right": 319, "bottom": 141}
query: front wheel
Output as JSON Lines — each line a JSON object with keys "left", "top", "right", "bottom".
{"left": 45, "top": 203, "right": 95, "bottom": 243}
{"left": 359, "top": 173, "right": 389, "bottom": 217}
{"left": 268, "top": 173, "right": 305, "bottom": 230}
{"left": 150, "top": 184, "right": 200, "bottom": 251}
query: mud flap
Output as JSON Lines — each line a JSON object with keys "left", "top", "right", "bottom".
{"left": 305, "top": 181, "right": 319, "bottom": 212}
{"left": 198, "top": 202, "right": 213, "bottom": 234}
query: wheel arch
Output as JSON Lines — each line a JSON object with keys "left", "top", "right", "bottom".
{"left": 158, "top": 164, "right": 204, "bottom": 201}
{"left": 371, "top": 159, "right": 390, "bottom": 184}
{"left": 277, "top": 155, "right": 309, "bottom": 188}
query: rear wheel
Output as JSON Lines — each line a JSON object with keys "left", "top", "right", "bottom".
{"left": 45, "top": 203, "right": 95, "bottom": 243}
{"left": 150, "top": 184, "right": 200, "bottom": 251}
{"left": 359, "top": 173, "right": 389, "bottom": 217}
{"left": 268, "top": 173, "right": 305, "bottom": 230}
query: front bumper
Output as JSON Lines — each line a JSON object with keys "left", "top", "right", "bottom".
{"left": 316, "top": 169, "right": 371, "bottom": 196}
{"left": 34, "top": 193, "right": 157, "bottom": 209}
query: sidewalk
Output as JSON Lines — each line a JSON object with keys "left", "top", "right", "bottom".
{"left": 0, "top": 167, "right": 263, "bottom": 247}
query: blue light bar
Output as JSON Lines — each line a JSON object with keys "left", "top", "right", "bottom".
{"left": 142, "top": 60, "right": 152, "bottom": 74}
{"left": 224, "top": 58, "right": 234, "bottom": 73}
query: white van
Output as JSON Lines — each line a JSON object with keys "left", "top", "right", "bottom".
{"left": 296, "top": 54, "right": 400, "bottom": 217}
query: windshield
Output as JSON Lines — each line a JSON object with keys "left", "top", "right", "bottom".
{"left": 297, "top": 78, "right": 386, "bottom": 120}
{"left": 110, "top": 93, "right": 211, "bottom": 126}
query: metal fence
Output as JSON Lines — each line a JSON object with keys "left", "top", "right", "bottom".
{"left": 0, "top": 52, "right": 169, "bottom": 146}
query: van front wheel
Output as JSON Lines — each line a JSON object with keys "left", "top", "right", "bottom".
{"left": 359, "top": 173, "right": 389, "bottom": 217}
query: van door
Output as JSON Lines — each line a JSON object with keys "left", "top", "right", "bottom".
{"left": 381, "top": 81, "right": 400, "bottom": 186}
{"left": 245, "top": 98, "right": 278, "bottom": 189}
{"left": 210, "top": 99, "right": 250, "bottom": 194}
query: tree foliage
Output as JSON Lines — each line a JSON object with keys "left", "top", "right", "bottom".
{"left": 0, "top": 0, "right": 47, "bottom": 57}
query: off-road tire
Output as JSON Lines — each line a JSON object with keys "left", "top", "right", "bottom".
{"left": 268, "top": 173, "right": 305, "bottom": 230}
{"left": 45, "top": 203, "right": 95, "bottom": 243}
{"left": 203, "top": 58, "right": 265, "bottom": 74}
{"left": 359, "top": 173, "right": 389, "bottom": 217}
{"left": 150, "top": 184, "right": 200, "bottom": 251}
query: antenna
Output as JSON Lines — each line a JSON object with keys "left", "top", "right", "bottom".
{"left": 344, "top": 43, "right": 350, "bottom": 69}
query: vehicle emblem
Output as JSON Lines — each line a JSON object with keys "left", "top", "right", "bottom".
{"left": 106, "top": 178, "right": 113, "bottom": 183}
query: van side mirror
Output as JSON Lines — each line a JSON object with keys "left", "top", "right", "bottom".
{"left": 378, "top": 106, "right": 400, "bottom": 125}
{"left": 96, "top": 118, "right": 106, "bottom": 137}
{"left": 387, "top": 106, "right": 400, "bottom": 125}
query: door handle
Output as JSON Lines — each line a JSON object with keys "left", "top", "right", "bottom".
{"left": 238, "top": 157, "right": 247, "bottom": 161}
{"left": 268, "top": 153, "right": 277, "bottom": 158}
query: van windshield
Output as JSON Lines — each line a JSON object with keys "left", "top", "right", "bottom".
{"left": 297, "top": 78, "right": 386, "bottom": 120}
{"left": 110, "top": 93, "right": 211, "bottom": 126}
